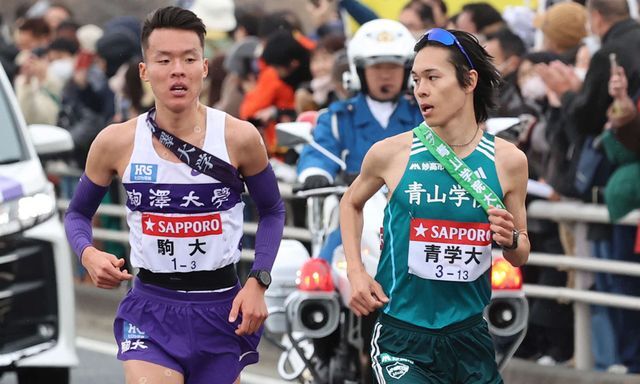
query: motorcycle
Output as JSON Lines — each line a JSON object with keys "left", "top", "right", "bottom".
{"left": 264, "top": 119, "right": 529, "bottom": 383}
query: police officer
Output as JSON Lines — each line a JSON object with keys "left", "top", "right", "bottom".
{"left": 297, "top": 19, "right": 423, "bottom": 261}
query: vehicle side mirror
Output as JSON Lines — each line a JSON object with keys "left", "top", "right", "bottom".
{"left": 28, "top": 124, "right": 74, "bottom": 156}
{"left": 276, "top": 122, "right": 347, "bottom": 171}
{"left": 276, "top": 122, "right": 314, "bottom": 147}
{"left": 484, "top": 118, "right": 521, "bottom": 136}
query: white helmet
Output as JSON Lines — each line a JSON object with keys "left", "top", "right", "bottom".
{"left": 344, "top": 19, "right": 417, "bottom": 95}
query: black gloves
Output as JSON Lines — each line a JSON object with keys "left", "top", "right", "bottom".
{"left": 302, "top": 175, "right": 331, "bottom": 190}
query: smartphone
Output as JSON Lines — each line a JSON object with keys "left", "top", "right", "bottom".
{"left": 609, "top": 53, "right": 618, "bottom": 71}
{"left": 75, "top": 51, "right": 94, "bottom": 70}
{"left": 609, "top": 52, "right": 623, "bottom": 116}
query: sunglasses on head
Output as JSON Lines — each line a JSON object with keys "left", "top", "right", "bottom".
{"left": 419, "top": 28, "right": 475, "bottom": 69}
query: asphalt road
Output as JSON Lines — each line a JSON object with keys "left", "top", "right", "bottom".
{"left": 3, "top": 283, "right": 639, "bottom": 384}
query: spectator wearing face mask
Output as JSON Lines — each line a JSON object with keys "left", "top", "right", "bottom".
{"left": 538, "top": 0, "right": 640, "bottom": 373}
{"left": 14, "top": 37, "right": 77, "bottom": 125}
{"left": 484, "top": 27, "right": 532, "bottom": 118}
{"left": 46, "top": 37, "right": 78, "bottom": 84}
{"left": 295, "top": 33, "right": 345, "bottom": 113}
{"left": 513, "top": 50, "right": 577, "bottom": 366}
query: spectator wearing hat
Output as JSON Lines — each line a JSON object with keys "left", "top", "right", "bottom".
{"left": 534, "top": 1, "right": 587, "bottom": 59}
{"left": 76, "top": 24, "right": 103, "bottom": 55}
{"left": 190, "top": 0, "right": 236, "bottom": 58}
{"left": 539, "top": 0, "right": 640, "bottom": 373}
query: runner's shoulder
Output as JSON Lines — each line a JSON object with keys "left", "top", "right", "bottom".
{"left": 494, "top": 136, "right": 527, "bottom": 174}
{"left": 224, "top": 113, "right": 263, "bottom": 151}
{"left": 363, "top": 131, "right": 413, "bottom": 171}
{"left": 91, "top": 118, "right": 136, "bottom": 158}
{"left": 379, "top": 131, "right": 413, "bottom": 157}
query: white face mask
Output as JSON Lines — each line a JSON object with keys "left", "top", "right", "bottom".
{"left": 520, "top": 75, "right": 547, "bottom": 101}
{"left": 47, "top": 58, "right": 74, "bottom": 83}
{"left": 582, "top": 35, "right": 601, "bottom": 56}
{"left": 574, "top": 67, "right": 587, "bottom": 82}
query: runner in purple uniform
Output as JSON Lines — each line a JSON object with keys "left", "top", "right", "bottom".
{"left": 64, "top": 6, "right": 285, "bottom": 384}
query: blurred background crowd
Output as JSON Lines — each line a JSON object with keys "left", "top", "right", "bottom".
{"left": 1, "top": 0, "right": 640, "bottom": 376}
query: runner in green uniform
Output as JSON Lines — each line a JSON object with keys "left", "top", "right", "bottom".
{"left": 340, "top": 29, "right": 530, "bottom": 383}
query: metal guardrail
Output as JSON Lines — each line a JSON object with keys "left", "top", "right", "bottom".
{"left": 51, "top": 161, "right": 640, "bottom": 371}
{"left": 526, "top": 200, "right": 640, "bottom": 371}
{"left": 528, "top": 200, "right": 640, "bottom": 226}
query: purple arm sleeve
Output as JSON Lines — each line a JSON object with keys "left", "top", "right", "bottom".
{"left": 64, "top": 173, "right": 109, "bottom": 261}
{"left": 244, "top": 163, "right": 286, "bottom": 272}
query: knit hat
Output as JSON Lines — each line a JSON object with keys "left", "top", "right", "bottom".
{"left": 190, "top": 0, "right": 236, "bottom": 32}
{"left": 223, "top": 37, "right": 260, "bottom": 76}
{"left": 534, "top": 2, "right": 587, "bottom": 52}
{"left": 96, "top": 27, "right": 139, "bottom": 78}
{"left": 76, "top": 24, "right": 103, "bottom": 53}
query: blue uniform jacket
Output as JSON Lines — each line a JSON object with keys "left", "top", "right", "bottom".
{"left": 297, "top": 93, "right": 423, "bottom": 181}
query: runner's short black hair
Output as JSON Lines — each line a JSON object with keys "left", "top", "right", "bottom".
{"left": 414, "top": 29, "right": 501, "bottom": 123}
{"left": 141, "top": 6, "right": 206, "bottom": 56}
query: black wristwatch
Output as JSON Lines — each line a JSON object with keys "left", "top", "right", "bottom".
{"left": 502, "top": 229, "right": 520, "bottom": 251}
{"left": 248, "top": 270, "right": 272, "bottom": 288}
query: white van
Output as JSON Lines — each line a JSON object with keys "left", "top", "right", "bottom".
{"left": 0, "top": 64, "right": 77, "bottom": 382}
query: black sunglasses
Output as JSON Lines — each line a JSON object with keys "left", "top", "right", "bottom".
{"left": 419, "top": 28, "right": 475, "bottom": 69}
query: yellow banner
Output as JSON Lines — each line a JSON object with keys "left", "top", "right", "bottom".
{"left": 353, "top": 0, "right": 537, "bottom": 24}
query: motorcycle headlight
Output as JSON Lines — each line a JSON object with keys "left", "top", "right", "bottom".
{"left": 0, "top": 183, "right": 56, "bottom": 236}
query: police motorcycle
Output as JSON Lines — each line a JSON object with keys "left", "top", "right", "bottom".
{"left": 264, "top": 118, "right": 530, "bottom": 383}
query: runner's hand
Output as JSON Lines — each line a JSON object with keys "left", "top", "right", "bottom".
{"left": 229, "top": 278, "right": 268, "bottom": 335}
{"left": 81, "top": 247, "right": 132, "bottom": 289}
{"left": 347, "top": 269, "right": 388, "bottom": 316}
{"left": 487, "top": 207, "right": 516, "bottom": 249}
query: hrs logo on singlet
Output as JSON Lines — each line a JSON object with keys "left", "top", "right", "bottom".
{"left": 131, "top": 163, "right": 158, "bottom": 182}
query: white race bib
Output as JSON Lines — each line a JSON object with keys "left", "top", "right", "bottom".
{"left": 140, "top": 212, "right": 226, "bottom": 272}
{"left": 407, "top": 218, "right": 492, "bottom": 282}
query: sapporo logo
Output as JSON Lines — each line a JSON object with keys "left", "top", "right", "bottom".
{"left": 386, "top": 362, "right": 410, "bottom": 379}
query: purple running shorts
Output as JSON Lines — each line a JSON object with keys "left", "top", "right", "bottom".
{"left": 114, "top": 278, "right": 262, "bottom": 384}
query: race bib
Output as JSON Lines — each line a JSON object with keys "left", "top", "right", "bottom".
{"left": 140, "top": 212, "right": 224, "bottom": 272}
{"left": 407, "top": 218, "right": 492, "bottom": 282}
